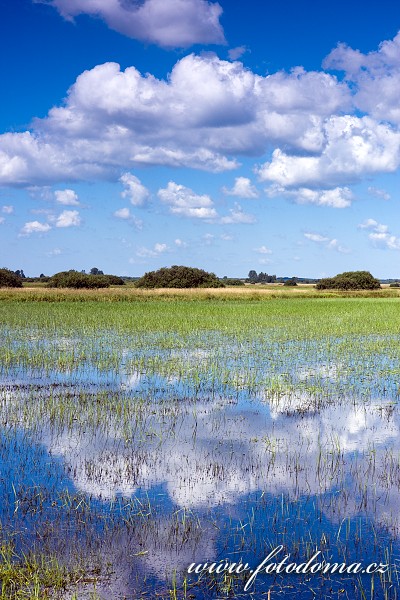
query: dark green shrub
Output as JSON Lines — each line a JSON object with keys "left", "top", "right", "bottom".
{"left": 135, "top": 266, "right": 225, "bottom": 289}
{"left": 316, "top": 271, "right": 381, "bottom": 290}
{"left": 103, "top": 275, "right": 125, "bottom": 286}
{"left": 284, "top": 278, "right": 298, "bottom": 286}
{"left": 223, "top": 278, "right": 245, "bottom": 286}
{"left": 389, "top": 282, "right": 400, "bottom": 288}
{"left": 0, "top": 268, "right": 23, "bottom": 288}
{"left": 48, "top": 271, "right": 110, "bottom": 289}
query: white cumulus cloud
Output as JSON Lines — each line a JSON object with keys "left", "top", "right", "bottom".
{"left": 0, "top": 34, "right": 400, "bottom": 193}
{"left": 136, "top": 242, "right": 169, "bottom": 258}
{"left": 266, "top": 185, "right": 353, "bottom": 208}
{"left": 0, "top": 53, "right": 349, "bottom": 185}
{"left": 304, "top": 233, "right": 329, "bottom": 243}
{"left": 55, "top": 210, "right": 81, "bottom": 228}
{"left": 120, "top": 173, "right": 150, "bottom": 206}
{"left": 304, "top": 232, "right": 349, "bottom": 253}
{"left": 257, "top": 116, "right": 400, "bottom": 189}
{"left": 220, "top": 202, "right": 255, "bottom": 224}
{"left": 369, "top": 233, "right": 400, "bottom": 250}
{"left": 1, "top": 205, "right": 14, "bottom": 214}
{"left": 324, "top": 32, "right": 400, "bottom": 125}
{"left": 158, "top": 181, "right": 217, "bottom": 219}
{"left": 358, "top": 219, "right": 388, "bottom": 233}
{"left": 114, "top": 207, "right": 131, "bottom": 220}
{"left": 113, "top": 206, "right": 142, "bottom": 228}
{"left": 55, "top": 189, "right": 80, "bottom": 205}
{"left": 39, "top": 0, "right": 225, "bottom": 48}
{"left": 223, "top": 176, "right": 259, "bottom": 198}
{"left": 358, "top": 219, "right": 400, "bottom": 250}
{"left": 20, "top": 221, "right": 51, "bottom": 236}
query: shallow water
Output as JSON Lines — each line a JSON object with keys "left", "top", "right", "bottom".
{"left": 1, "top": 329, "right": 400, "bottom": 598}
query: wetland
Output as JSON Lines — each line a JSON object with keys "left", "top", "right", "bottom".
{"left": 1, "top": 292, "right": 400, "bottom": 599}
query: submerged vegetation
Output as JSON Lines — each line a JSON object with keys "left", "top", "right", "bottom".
{"left": 0, "top": 291, "right": 400, "bottom": 598}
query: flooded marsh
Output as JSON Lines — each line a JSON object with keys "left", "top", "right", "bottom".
{"left": 1, "top": 295, "right": 400, "bottom": 599}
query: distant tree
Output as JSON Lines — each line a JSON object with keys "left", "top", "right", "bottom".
{"left": 39, "top": 273, "right": 46, "bottom": 279}
{"left": 248, "top": 271, "right": 276, "bottom": 284}
{"left": 258, "top": 271, "right": 267, "bottom": 283}
{"left": 135, "top": 266, "right": 224, "bottom": 288}
{"left": 389, "top": 282, "right": 400, "bottom": 288}
{"left": 316, "top": 271, "right": 381, "bottom": 290}
{"left": 90, "top": 267, "right": 104, "bottom": 275}
{"left": 48, "top": 270, "right": 110, "bottom": 289}
{"left": 14, "top": 269, "right": 26, "bottom": 278}
{"left": 0, "top": 268, "right": 23, "bottom": 288}
{"left": 248, "top": 270, "right": 258, "bottom": 283}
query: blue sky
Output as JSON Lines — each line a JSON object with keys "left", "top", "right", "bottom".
{"left": 1, "top": 0, "right": 400, "bottom": 278}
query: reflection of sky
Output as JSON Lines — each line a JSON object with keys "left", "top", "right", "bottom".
{"left": 0, "top": 369, "right": 400, "bottom": 598}
{"left": 4, "top": 373, "right": 399, "bottom": 520}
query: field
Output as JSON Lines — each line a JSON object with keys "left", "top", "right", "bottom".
{"left": 1, "top": 288, "right": 400, "bottom": 599}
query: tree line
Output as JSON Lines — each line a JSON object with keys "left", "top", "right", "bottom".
{"left": 0, "top": 268, "right": 125, "bottom": 289}
{"left": 0, "top": 266, "right": 394, "bottom": 290}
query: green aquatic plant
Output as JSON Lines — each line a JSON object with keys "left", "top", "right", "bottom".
{"left": 0, "top": 295, "right": 400, "bottom": 598}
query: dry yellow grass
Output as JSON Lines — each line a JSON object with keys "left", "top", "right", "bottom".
{"left": 0, "top": 285, "right": 399, "bottom": 302}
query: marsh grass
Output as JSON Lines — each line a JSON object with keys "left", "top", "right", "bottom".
{"left": 0, "top": 540, "right": 88, "bottom": 599}
{"left": 1, "top": 294, "right": 400, "bottom": 598}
